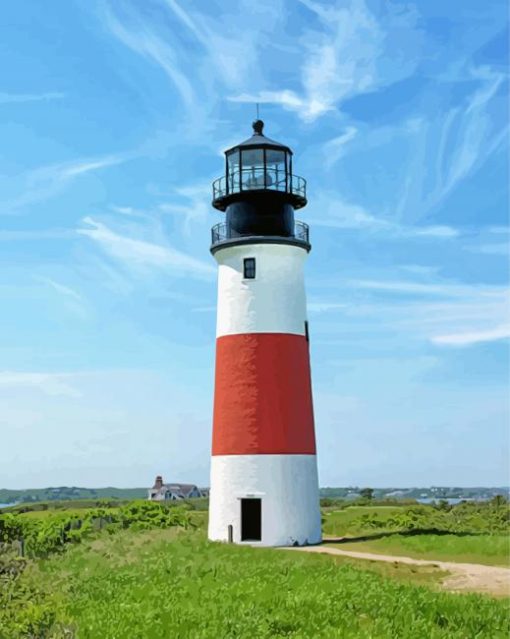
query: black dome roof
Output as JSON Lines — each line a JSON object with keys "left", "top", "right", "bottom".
{"left": 225, "top": 120, "right": 292, "bottom": 155}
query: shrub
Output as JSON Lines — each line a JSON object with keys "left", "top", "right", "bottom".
{"left": 0, "top": 501, "right": 194, "bottom": 559}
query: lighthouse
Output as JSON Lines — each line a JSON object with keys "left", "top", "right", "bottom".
{"left": 208, "top": 120, "right": 321, "bottom": 547}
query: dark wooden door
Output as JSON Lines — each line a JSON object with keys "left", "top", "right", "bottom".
{"left": 241, "top": 498, "right": 261, "bottom": 541}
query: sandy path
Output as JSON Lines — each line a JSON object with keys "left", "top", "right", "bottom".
{"left": 282, "top": 544, "right": 510, "bottom": 597}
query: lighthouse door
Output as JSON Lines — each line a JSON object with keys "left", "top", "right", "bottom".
{"left": 240, "top": 498, "right": 261, "bottom": 541}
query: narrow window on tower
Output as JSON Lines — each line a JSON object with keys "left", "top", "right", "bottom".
{"left": 243, "top": 257, "right": 256, "bottom": 279}
{"left": 305, "top": 320, "right": 309, "bottom": 343}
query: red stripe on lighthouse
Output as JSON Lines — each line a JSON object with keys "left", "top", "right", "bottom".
{"left": 212, "top": 333, "right": 316, "bottom": 455}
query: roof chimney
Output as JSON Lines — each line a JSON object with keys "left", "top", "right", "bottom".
{"left": 154, "top": 475, "right": 163, "bottom": 489}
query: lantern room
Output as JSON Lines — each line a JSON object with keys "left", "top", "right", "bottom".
{"left": 211, "top": 120, "right": 309, "bottom": 252}
{"left": 212, "top": 120, "right": 307, "bottom": 211}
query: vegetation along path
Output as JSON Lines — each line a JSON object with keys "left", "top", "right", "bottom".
{"left": 284, "top": 542, "right": 510, "bottom": 597}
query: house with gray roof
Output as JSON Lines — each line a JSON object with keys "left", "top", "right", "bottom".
{"left": 148, "top": 475, "right": 203, "bottom": 501}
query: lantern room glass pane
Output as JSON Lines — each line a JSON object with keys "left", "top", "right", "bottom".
{"left": 227, "top": 150, "right": 240, "bottom": 192}
{"left": 241, "top": 148, "right": 264, "bottom": 168}
{"left": 265, "top": 149, "right": 287, "bottom": 191}
{"left": 241, "top": 148, "right": 265, "bottom": 190}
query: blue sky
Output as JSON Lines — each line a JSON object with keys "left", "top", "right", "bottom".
{"left": 1, "top": 0, "right": 508, "bottom": 489}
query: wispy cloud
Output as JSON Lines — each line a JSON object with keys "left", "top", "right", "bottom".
{"left": 308, "top": 301, "right": 348, "bottom": 313}
{"left": 0, "top": 372, "right": 81, "bottom": 397}
{"left": 192, "top": 305, "right": 216, "bottom": 313}
{"left": 101, "top": 0, "right": 278, "bottom": 124}
{"left": 77, "top": 216, "right": 214, "bottom": 279}
{"left": 466, "top": 243, "right": 508, "bottom": 256}
{"left": 228, "top": 90, "right": 328, "bottom": 122}
{"left": 432, "top": 67, "right": 507, "bottom": 207}
{"left": 311, "top": 194, "right": 460, "bottom": 239}
{"left": 37, "top": 277, "right": 83, "bottom": 302}
{"left": 3, "top": 154, "right": 130, "bottom": 213}
{"left": 229, "top": 0, "right": 423, "bottom": 121}
{"left": 0, "top": 92, "right": 65, "bottom": 104}
{"left": 346, "top": 279, "right": 500, "bottom": 298}
{"left": 158, "top": 182, "right": 211, "bottom": 235}
{"left": 431, "top": 325, "right": 510, "bottom": 347}
{"left": 322, "top": 127, "right": 357, "bottom": 167}
{"left": 312, "top": 274, "right": 509, "bottom": 349}
{"left": 396, "top": 66, "right": 508, "bottom": 220}
{"left": 102, "top": 3, "right": 195, "bottom": 107}
{"left": 162, "top": 0, "right": 262, "bottom": 90}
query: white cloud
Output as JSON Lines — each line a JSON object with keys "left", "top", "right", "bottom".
{"left": 102, "top": 4, "right": 195, "bottom": 107}
{"left": 228, "top": 90, "right": 317, "bottom": 117}
{"left": 0, "top": 92, "right": 65, "bottom": 104}
{"left": 0, "top": 372, "right": 81, "bottom": 397}
{"left": 192, "top": 305, "right": 216, "bottom": 313}
{"left": 110, "top": 205, "right": 151, "bottom": 220}
{"left": 347, "top": 279, "right": 493, "bottom": 297}
{"left": 411, "top": 226, "right": 459, "bottom": 238}
{"left": 38, "top": 278, "right": 83, "bottom": 302}
{"left": 466, "top": 243, "right": 508, "bottom": 256}
{"left": 3, "top": 154, "right": 130, "bottom": 212}
{"left": 309, "top": 284, "right": 509, "bottom": 353}
{"left": 431, "top": 325, "right": 510, "bottom": 346}
{"left": 308, "top": 302, "right": 348, "bottom": 313}
{"left": 159, "top": 182, "right": 211, "bottom": 235}
{"left": 77, "top": 217, "right": 214, "bottom": 279}
{"left": 312, "top": 194, "right": 459, "bottom": 238}
{"left": 163, "top": 0, "right": 262, "bottom": 89}
{"left": 318, "top": 276, "right": 509, "bottom": 349}
{"left": 322, "top": 127, "right": 358, "bottom": 167}
{"left": 397, "top": 66, "right": 508, "bottom": 220}
{"left": 62, "top": 157, "right": 124, "bottom": 178}
{"left": 102, "top": 0, "right": 281, "bottom": 125}
{"left": 229, "top": 0, "right": 422, "bottom": 121}
{"left": 400, "top": 265, "right": 440, "bottom": 277}
{"left": 437, "top": 67, "right": 506, "bottom": 204}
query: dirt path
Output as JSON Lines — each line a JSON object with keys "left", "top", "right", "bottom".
{"left": 282, "top": 544, "right": 510, "bottom": 597}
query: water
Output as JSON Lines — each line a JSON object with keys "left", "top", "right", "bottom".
{"left": 416, "top": 497, "right": 472, "bottom": 505}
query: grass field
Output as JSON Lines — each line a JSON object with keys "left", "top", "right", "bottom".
{"left": 322, "top": 503, "right": 510, "bottom": 566}
{"left": 4, "top": 528, "right": 509, "bottom": 639}
{"left": 322, "top": 505, "right": 404, "bottom": 535}
{"left": 326, "top": 533, "right": 510, "bottom": 566}
{"left": 1, "top": 500, "right": 509, "bottom": 638}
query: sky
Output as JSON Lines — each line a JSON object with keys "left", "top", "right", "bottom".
{"left": 0, "top": 0, "right": 508, "bottom": 489}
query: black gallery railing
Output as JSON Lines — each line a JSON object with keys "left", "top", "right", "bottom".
{"left": 212, "top": 170, "right": 306, "bottom": 201}
{"left": 211, "top": 220, "right": 309, "bottom": 247}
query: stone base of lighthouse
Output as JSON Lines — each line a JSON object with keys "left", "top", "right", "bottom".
{"left": 208, "top": 454, "right": 321, "bottom": 546}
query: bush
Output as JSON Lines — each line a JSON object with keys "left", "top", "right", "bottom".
{"left": 0, "top": 501, "right": 194, "bottom": 559}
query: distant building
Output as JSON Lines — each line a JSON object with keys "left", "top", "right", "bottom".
{"left": 148, "top": 475, "right": 203, "bottom": 501}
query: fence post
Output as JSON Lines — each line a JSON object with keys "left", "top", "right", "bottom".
{"left": 18, "top": 537, "right": 25, "bottom": 557}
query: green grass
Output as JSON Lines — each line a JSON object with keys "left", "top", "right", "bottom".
{"left": 321, "top": 504, "right": 510, "bottom": 565}
{"left": 3, "top": 528, "right": 506, "bottom": 639}
{"left": 18, "top": 507, "right": 109, "bottom": 519}
{"left": 322, "top": 506, "right": 404, "bottom": 536}
{"left": 2, "top": 501, "right": 509, "bottom": 637}
{"left": 326, "top": 533, "right": 510, "bottom": 567}
{"left": 2, "top": 497, "right": 209, "bottom": 516}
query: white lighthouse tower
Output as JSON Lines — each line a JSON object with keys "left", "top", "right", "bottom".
{"left": 208, "top": 120, "right": 321, "bottom": 547}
